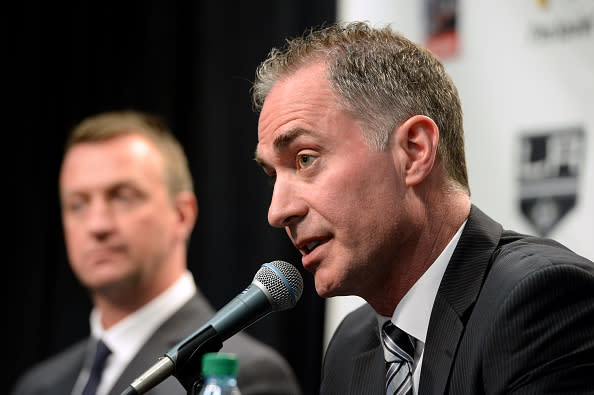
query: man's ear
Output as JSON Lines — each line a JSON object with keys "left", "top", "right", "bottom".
{"left": 393, "top": 115, "right": 439, "bottom": 187}
{"left": 174, "top": 191, "right": 198, "bottom": 241}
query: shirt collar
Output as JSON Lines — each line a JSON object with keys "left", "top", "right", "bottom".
{"left": 378, "top": 220, "right": 467, "bottom": 343}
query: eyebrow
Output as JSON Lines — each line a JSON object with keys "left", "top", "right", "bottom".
{"left": 254, "top": 127, "right": 312, "bottom": 166}
{"left": 273, "top": 127, "right": 310, "bottom": 150}
{"left": 61, "top": 180, "right": 139, "bottom": 198}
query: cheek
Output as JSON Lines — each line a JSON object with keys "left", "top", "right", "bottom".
{"left": 129, "top": 208, "right": 179, "bottom": 249}
{"left": 63, "top": 222, "right": 84, "bottom": 258}
{"left": 329, "top": 165, "right": 401, "bottom": 241}
{"left": 326, "top": 162, "right": 395, "bottom": 212}
{"left": 131, "top": 215, "right": 169, "bottom": 244}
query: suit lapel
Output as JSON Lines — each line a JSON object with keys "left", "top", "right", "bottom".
{"left": 51, "top": 341, "right": 88, "bottom": 395}
{"left": 109, "top": 292, "right": 216, "bottom": 395}
{"left": 420, "top": 205, "right": 502, "bottom": 394}
{"left": 349, "top": 342, "right": 385, "bottom": 395}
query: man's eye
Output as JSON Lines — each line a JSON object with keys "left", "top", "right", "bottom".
{"left": 116, "top": 193, "right": 132, "bottom": 202}
{"left": 112, "top": 188, "right": 140, "bottom": 205}
{"left": 297, "top": 154, "right": 315, "bottom": 169}
{"left": 65, "top": 200, "right": 86, "bottom": 213}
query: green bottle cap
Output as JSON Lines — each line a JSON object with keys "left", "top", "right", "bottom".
{"left": 201, "top": 352, "right": 240, "bottom": 377}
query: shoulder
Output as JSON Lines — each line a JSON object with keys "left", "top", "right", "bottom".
{"left": 223, "top": 332, "right": 302, "bottom": 395}
{"left": 489, "top": 231, "right": 593, "bottom": 287}
{"left": 474, "top": 233, "right": 594, "bottom": 389}
{"left": 11, "top": 339, "right": 87, "bottom": 394}
{"left": 477, "top": 230, "right": 594, "bottom": 325}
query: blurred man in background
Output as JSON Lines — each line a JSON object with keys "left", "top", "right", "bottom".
{"left": 13, "top": 110, "right": 301, "bottom": 395}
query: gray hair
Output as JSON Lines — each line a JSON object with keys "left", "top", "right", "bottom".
{"left": 252, "top": 21, "right": 469, "bottom": 193}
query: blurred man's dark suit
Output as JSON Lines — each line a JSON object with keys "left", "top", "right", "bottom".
{"left": 12, "top": 289, "right": 302, "bottom": 395}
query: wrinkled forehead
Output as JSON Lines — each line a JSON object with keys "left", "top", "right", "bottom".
{"left": 255, "top": 61, "right": 335, "bottom": 155}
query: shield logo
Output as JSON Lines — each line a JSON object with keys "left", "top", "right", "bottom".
{"left": 519, "top": 127, "right": 585, "bottom": 236}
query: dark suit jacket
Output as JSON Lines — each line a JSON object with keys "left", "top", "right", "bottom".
{"left": 320, "top": 205, "right": 594, "bottom": 394}
{"left": 12, "top": 288, "right": 302, "bottom": 395}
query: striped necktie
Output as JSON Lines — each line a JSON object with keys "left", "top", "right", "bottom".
{"left": 381, "top": 321, "right": 415, "bottom": 395}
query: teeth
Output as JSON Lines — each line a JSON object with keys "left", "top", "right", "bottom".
{"left": 306, "top": 241, "right": 320, "bottom": 251}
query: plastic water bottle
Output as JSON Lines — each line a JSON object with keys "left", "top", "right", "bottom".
{"left": 198, "top": 352, "right": 241, "bottom": 395}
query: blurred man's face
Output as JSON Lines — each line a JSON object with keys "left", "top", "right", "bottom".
{"left": 59, "top": 133, "right": 180, "bottom": 295}
{"left": 256, "top": 61, "right": 412, "bottom": 299}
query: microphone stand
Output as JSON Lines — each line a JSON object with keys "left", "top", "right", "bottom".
{"left": 172, "top": 325, "right": 223, "bottom": 395}
{"left": 120, "top": 325, "right": 223, "bottom": 395}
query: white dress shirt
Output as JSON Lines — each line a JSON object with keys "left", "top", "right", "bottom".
{"left": 378, "top": 220, "right": 466, "bottom": 395}
{"left": 71, "top": 270, "right": 197, "bottom": 395}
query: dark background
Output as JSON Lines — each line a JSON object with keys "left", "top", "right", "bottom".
{"left": 12, "top": 1, "right": 336, "bottom": 394}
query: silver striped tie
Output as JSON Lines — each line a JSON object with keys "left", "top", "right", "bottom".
{"left": 381, "top": 321, "right": 415, "bottom": 395}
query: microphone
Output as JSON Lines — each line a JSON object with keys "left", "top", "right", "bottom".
{"left": 120, "top": 260, "right": 304, "bottom": 395}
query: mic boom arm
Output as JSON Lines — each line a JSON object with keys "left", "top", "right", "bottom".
{"left": 168, "top": 282, "right": 272, "bottom": 391}
{"left": 121, "top": 325, "right": 223, "bottom": 395}
{"left": 119, "top": 261, "right": 303, "bottom": 395}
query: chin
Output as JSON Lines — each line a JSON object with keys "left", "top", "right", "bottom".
{"left": 313, "top": 276, "right": 344, "bottom": 299}
{"left": 84, "top": 268, "right": 130, "bottom": 289}
{"left": 312, "top": 259, "right": 353, "bottom": 298}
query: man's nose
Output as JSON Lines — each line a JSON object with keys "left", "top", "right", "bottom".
{"left": 267, "top": 177, "right": 307, "bottom": 228}
{"left": 86, "top": 199, "right": 116, "bottom": 237}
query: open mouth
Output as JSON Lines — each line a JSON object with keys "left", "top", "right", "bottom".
{"left": 297, "top": 238, "right": 327, "bottom": 255}
{"left": 304, "top": 240, "right": 321, "bottom": 253}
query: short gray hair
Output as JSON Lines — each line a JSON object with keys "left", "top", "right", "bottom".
{"left": 252, "top": 21, "right": 469, "bottom": 193}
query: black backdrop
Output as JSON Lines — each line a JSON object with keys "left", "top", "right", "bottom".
{"left": 11, "top": 2, "right": 336, "bottom": 394}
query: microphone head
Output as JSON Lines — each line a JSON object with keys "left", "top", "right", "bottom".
{"left": 254, "top": 260, "right": 304, "bottom": 312}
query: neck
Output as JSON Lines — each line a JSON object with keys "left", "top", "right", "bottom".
{"left": 367, "top": 187, "right": 470, "bottom": 316}
{"left": 92, "top": 261, "right": 187, "bottom": 329}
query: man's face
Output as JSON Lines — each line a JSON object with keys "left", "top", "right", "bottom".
{"left": 59, "top": 133, "right": 180, "bottom": 293}
{"left": 256, "top": 62, "right": 412, "bottom": 298}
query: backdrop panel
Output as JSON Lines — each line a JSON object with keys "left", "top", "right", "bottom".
{"left": 328, "top": 0, "right": 594, "bottom": 350}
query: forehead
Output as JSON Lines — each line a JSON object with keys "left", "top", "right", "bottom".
{"left": 256, "top": 62, "right": 339, "bottom": 160}
{"left": 60, "top": 133, "right": 165, "bottom": 190}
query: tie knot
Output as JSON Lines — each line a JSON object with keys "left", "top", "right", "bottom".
{"left": 381, "top": 321, "right": 415, "bottom": 363}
